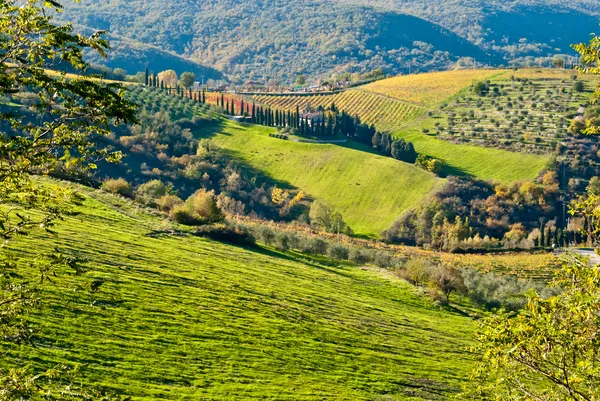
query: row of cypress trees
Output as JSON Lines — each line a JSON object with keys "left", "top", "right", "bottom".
{"left": 143, "top": 68, "right": 418, "bottom": 163}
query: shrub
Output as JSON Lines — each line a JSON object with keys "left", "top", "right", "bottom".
{"left": 186, "top": 189, "right": 225, "bottom": 224}
{"left": 257, "top": 226, "right": 276, "bottom": 246}
{"left": 275, "top": 232, "right": 291, "bottom": 252}
{"left": 348, "top": 247, "right": 369, "bottom": 265}
{"left": 156, "top": 194, "right": 183, "bottom": 213}
{"left": 303, "top": 237, "right": 328, "bottom": 255}
{"left": 193, "top": 224, "right": 256, "bottom": 247}
{"left": 102, "top": 178, "right": 134, "bottom": 198}
{"left": 401, "top": 258, "right": 432, "bottom": 287}
{"left": 170, "top": 189, "right": 224, "bottom": 226}
{"left": 170, "top": 204, "right": 200, "bottom": 225}
{"left": 136, "top": 180, "right": 170, "bottom": 206}
{"left": 373, "top": 251, "right": 393, "bottom": 268}
{"left": 327, "top": 243, "right": 349, "bottom": 261}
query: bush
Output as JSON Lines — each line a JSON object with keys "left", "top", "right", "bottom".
{"left": 401, "top": 258, "right": 432, "bottom": 287}
{"left": 275, "top": 232, "right": 291, "bottom": 251}
{"left": 156, "top": 194, "right": 183, "bottom": 213}
{"left": 170, "top": 189, "right": 224, "bottom": 226}
{"left": 302, "top": 237, "right": 328, "bottom": 255}
{"left": 186, "top": 189, "right": 225, "bottom": 224}
{"left": 327, "top": 243, "right": 349, "bottom": 261}
{"left": 193, "top": 224, "right": 256, "bottom": 247}
{"left": 102, "top": 178, "right": 134, "bottom": 198}
{"left": 257, "top": 226, "right": 276, "bottom": 246}
{"left": 136, "top": 180, "right": 170, "bottom": 206}
{"left": 170, "top": 204, "right": 201, "bottom": 225}
{"left": 348, "top": 247, "right": 369, "bottom": 265}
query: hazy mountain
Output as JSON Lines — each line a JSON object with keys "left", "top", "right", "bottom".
{"left": 57, "top": 0, "right": 600, "bottom": 82}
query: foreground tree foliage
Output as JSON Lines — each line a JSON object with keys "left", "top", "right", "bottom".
{"left": 467, "top": 33, "right": 600, "bottom": 401}
{"left": 573, "top": 32, "right": 600, "bottom": 134}
{"left": 1, "top": 0, "right": 136, "bottom": 399}
{"left": 466, "top": 257, "right": 600, "bottom": 401}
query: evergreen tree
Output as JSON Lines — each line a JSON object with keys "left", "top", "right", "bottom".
{"left": 252, "top": 103, "right": 256, "bottom": 123}
{"left": 145, "top": 67, "right": 149, "bottom": 86}
{"left": 287, "top": 110, "right": 292, "bottom": 127}
{"left": 221, "top": 93, "right": 225, "bottom": 107}
{"left": 231, "top": 100, "right": 235, "bottom": 116}
{"left": 241, "top": 100, "right": 245, "bottom": 116}
{"left": 296, "top": 105, "right": 300, "bottom": 128}
{"left": 326, "top": 114, "right": 333, "bottom": 136}
{"left": 372, "top": 131, "right": 382, "bottom": 148}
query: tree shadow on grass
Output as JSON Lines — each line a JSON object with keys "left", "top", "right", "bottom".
{"left": 249, "top": 245, "right": 358, "bottom": 279}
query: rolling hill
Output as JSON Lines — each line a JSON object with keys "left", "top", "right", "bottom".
{"left": 199, "top": 121, "right": 444, "bottom": 237}
{"left": 252, "top": 69, "right": 552, "bottom": 182}
{"left": 55, "top": 0, "right": 600, "bottom": 81}
{"left": 3, "top": 182, "right": 476, "bottom": 400}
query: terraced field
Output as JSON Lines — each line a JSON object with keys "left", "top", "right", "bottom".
{"left": 253, "top": 90, "right": 424, "bottom": 129}
{"left": 362, "top": 69, "right": 504, "bottom": 106}
{"left": 4, "top": 183, "right": 476, "bottom": 400}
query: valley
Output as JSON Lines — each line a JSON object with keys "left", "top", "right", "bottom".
{"left": 3, "top": 1, "right": 600, "bottom": 400}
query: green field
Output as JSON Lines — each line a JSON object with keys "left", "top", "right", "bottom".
{"left": 393, "top": 121, "right": 550, "bottom": 182}
{"left": 4, "top": 184, "right": 475, "bottom": 400}
{"left": 203, "top": 121, "right": 444, "bottom": 236}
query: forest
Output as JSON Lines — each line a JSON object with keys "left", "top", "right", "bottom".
{"left": 55, "top": 0, "right": 600, "bottom": 82}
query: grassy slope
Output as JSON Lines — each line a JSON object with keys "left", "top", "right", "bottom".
{"left": 5, "top": 185, "right": 475, "bottom": 400}
{"left": 394, "top": 119, "right": 550, "bottom": 182}
{"left": 203, "top": 121, "right": 444, "bottom": 236}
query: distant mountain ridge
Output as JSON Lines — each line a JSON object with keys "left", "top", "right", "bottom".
{"left": 57, "top": 0, "right": 600, "bottom": 81}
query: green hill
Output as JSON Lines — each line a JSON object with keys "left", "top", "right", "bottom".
{"left": 250, "top": 69, "right": 552, "bottom": 183}
{"left": 202, "top": 121, "right": 444, "bottom": 237}
{"left": 4, "top": 184, "right": 475, "bottom": 400}
{"left": 393, "top": 122, "right": 550, "bottom": 183}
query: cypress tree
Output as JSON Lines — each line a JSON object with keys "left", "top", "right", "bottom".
{"left": 145, "top": 67, "right": 149, "bottom": 86}
{"left": 287, "top": 110, "right": 292, "bottom": 127}
{"left": 221, "top": 94, "right": 225, "bottom": 107}
{"left": 225, "top": 100, "right": 229, "bottom": 114}
{"left": 295, "top": 105, "right": 300, "bottom": 128}
{"left": 241, "top": 100, "right": 245, "bottom": 116}
{"left": 231, "top": 100, "right": 235, "bottom": 116}
{"left": 202, "top": 89, "right": 206, "bottom": 104}
{"left": 540, "top": 223, "right": 545, "bottom": 247}
{"left": 252, "top": 103, "right": 256, "bottom": 123}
